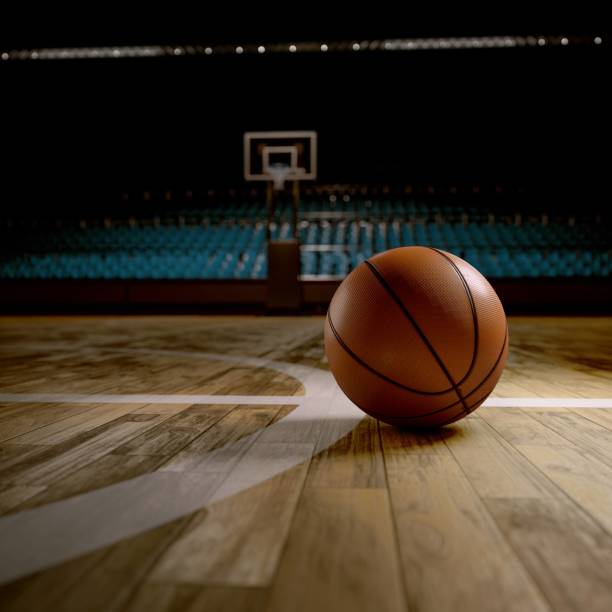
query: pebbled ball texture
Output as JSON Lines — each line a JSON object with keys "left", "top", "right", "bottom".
{"left": 324, "top": 246, "right": 508, "bottom": 428}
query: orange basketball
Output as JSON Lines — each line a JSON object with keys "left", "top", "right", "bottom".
{"left": 324, "top": 246, "right": 508, "bottom": 427}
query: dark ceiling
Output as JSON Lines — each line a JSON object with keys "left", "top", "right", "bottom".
{"left": 1, "top": 10, "right": 606, "bottom": 209}
{"left": 0, "top": 8, "right": 604, "bottom": 49}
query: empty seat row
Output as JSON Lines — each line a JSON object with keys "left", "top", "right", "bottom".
{"left": 1, "top": 248, "right": 609, "bottom": 280}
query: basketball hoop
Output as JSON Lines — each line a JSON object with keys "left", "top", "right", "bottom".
{"left": 242, "top": 131, "right": 318, "bottom": 310}
{"left": 243, "top": 131, "right": 317, "bottom": 185}
{"left": 266, "top": 163, "right": 306, "bottom": 191}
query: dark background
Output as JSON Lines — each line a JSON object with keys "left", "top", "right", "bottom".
{"left": 1, "top": 15, "right": 607, "bottom": 212}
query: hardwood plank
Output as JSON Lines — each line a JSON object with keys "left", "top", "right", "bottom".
{"left": 0, "top": 443, "right": 47, "bottom": 472}
{"left": 572, "top": 407, "right": 612, "bottom": 431}
{"left": 492, "top": 376, "right": 544, "bottom": 398}
{"left": 527, "top": 410, "right": 612, "bottom": 469}
{"left": 0, "top": 403, "right": 94, "bottom": 443}
{"left": 484, "top": 408, "right": 612, "bottom": 534}
{"left": 499, "top": 369, "right": 585, "bottom": 398}
{"left": 443, "top": 417, "right": 551, "bottom": 499}
{"left": 0, "top": 483, "right": 45, "bottom": 515}
{"left": 312, "top": 400, "right": 366, "bottom": 451}
{"left": 0, "top": 515, "right": 189, "bottom": 612}
{"left": 124, "top": 584, "right": 203, "bottom": 612}
{"left": 381, "top": 444, "right": 548, "bottom": 611}
{"left": 0, "top": 403, "right": 43, "bottom": 423}
{"left": 113, "top": 404, "right": 233, "bottom": 457}
{"left": 0, "top": 376, "right": 126, "bottom": 396}
{"left": 480, "top": 407, "right": 571, "bottom": 446}
{"left": 0, "top": 351, "right": 302, "bottom": 397}
{"left": 0, "top": 544, "right": 108, "bottom": 612}
{"left": 446, "top": 414, "right": 612, "bottom": 611}
{"left": 150, "top": 444, "right": 312, "bottom": 586}
{"left": 304, "top": 416, "right": 385, "bottom": 489}
{"left": 47, "top": 518, "right": 189, "bottom": 612}
{"left": 160, "top": 405, "right": 289, "bottom": 474}
{"left": 512, "top": 443, "right": 612, "bottom": 535}
{"left": 125, "top": 584, "right": 267, "bottom": 612}
{"left": 506, "top": 317, "right": 612, "bottom": 399}
{"left": 129, "top": 403, "right": 192, "bottom": 415}
{"left": 484, "top": 497, "right": 612, "bottom": 612}
{"left": 13, "top": 453, "right": 165, "bottom": 511}
{"left": 201, "top": 364, "right": 303, "bottom": 397}
{"left": 265, "top": 488, "right": 406, "bottom": 612}
{"left": 256, "top": 397, "right": 332, "bottom": 446}
{"left": 269, "top": 405, "right": 294, "bottom": 424}
{"left": 0, "top": 414, "right": 166, "bottom": 486}
{"left": 378, "top": 421, "right": 454, "bottom": 455}
{"left": 11, "top": 404, "right": 144, "bottom": 445}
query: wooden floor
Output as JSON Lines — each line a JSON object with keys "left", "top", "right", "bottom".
{"left": 0, "top": 315, "right": 611, "bottom": 612}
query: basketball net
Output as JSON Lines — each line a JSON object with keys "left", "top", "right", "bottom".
{"left": 266, "top": 163, "right": 305, "bottom": 191}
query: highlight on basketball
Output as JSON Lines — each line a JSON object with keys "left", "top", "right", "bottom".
{"left": 0, "top": 14, "right": 609, "bottom": 612}
{"left": 325, "top": 246, "right": 508, "bottom": 427}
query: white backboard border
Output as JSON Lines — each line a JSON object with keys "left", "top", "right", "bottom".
{"left": 244, "top": 131, "right": 317, "bottom": 182}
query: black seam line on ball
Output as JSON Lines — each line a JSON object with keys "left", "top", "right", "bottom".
{"left": 327, "top": 312, "right": 457, "bottom": 396}
{"left": 367, "top": 328, "right": 508, "bottom": 421}
{"left": 363, "top": 260, "right": 470, "bottom": 414}
{"left": 426, "top": 247, "right": 479, "bottom": 388}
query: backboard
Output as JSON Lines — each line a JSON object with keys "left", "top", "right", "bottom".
{"left": 244, "top": 131, "right": 317, "bottom": 183}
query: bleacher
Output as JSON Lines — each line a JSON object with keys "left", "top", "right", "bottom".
{"left": 1, "top": 198, "right": 610, "bottom": 281}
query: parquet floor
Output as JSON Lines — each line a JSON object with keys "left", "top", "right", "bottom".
{"left": 0, "top": 315, "right": 611, "bottom": 612}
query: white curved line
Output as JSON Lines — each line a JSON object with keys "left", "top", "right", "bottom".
{"left": 0, "top": 350, "right": 363, "bottom": 585}
{"left": 483, "top": 397, "right": 612, "bottom": 408}
{"left": 1, "top": 395, "right": 611, "bottom": 408}
{"left": 0, "top": 394, "right": 303, "bottom": 405}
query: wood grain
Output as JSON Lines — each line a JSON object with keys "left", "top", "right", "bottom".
{"left": 0, "top": 403, "right": 96, "bottom": 443}
{"left": 443, "top": 416, "right": 550, "bottom": 499}
{"left": 11, "top": 404, "right": 144, "bottom": 445}
{"left": 113, "top": 404, "right": 231, "bottom": 457}
{"left": 527, "top": 409, "right": 612, "bottom": 468}
{"left": 265, "top": 488, "right": 406, "bottom": 612}
{"left": 151, "top": 449, "right": 312, "bottom": 586}
{"left": 0, "top": 483, "right": 45, "bottom": 515}
{"left": 304, "top": 416, "right": 385, "bottom": 489}
{"left": 448, "top": 413, "right": 612, "bottom": 611}
{"left": 160, "top": 404, "right": 292, "bottom": 474}
{"left": 484, "top": 497, "right": 612, "bottom": 612}
{"left": 512, "top": 443, "right": 612, "bottom": 535}
{"left": 125, "top": 584, "right": 267, "bottom": 612}
{"left": 572, "top": 407, "right": 612, "bottom": 431}
{"left": 381, "top": 429, "right": 549, "bottom": 612}
{"left": 0, "top": 315, "right": 611, "bottom": 612}
{"left": 0, "top": 413, "right": 165, "bottom": 486}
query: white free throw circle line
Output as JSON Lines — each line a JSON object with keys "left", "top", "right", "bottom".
{"left": 0, "top": 394, "right": 611, "bottom": 408}
{"left": 0, "top": 350, "right": 362, "bottom": 585}
{"left": 0, "top": 345, "right": 610, "bottom": 585}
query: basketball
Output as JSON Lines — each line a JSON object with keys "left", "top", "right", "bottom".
{"left": 324, "top": 246, "right": 508, "bottom": 427}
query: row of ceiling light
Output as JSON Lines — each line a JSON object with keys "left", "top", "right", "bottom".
{"left": 1, "top": 35, "right": 603, "bottom": 61}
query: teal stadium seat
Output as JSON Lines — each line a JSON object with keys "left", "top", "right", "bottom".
{"left": 1, "top": 200, "right": 609, "bottom": 281}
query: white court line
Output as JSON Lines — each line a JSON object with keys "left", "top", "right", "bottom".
{"left": 483, "top": 397, "right": 612, "bottom": 408}
{"left": 0, "top": 393, "right": 304, "bottom": 405}
{"left": 1, "top": 394, "right": 611, "bottom": 408}
{"left": 0, "top": 352, "right": 362, "bottom": 585}
{"left": 1, "top": 345, "right": 611, "bottom": 586}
